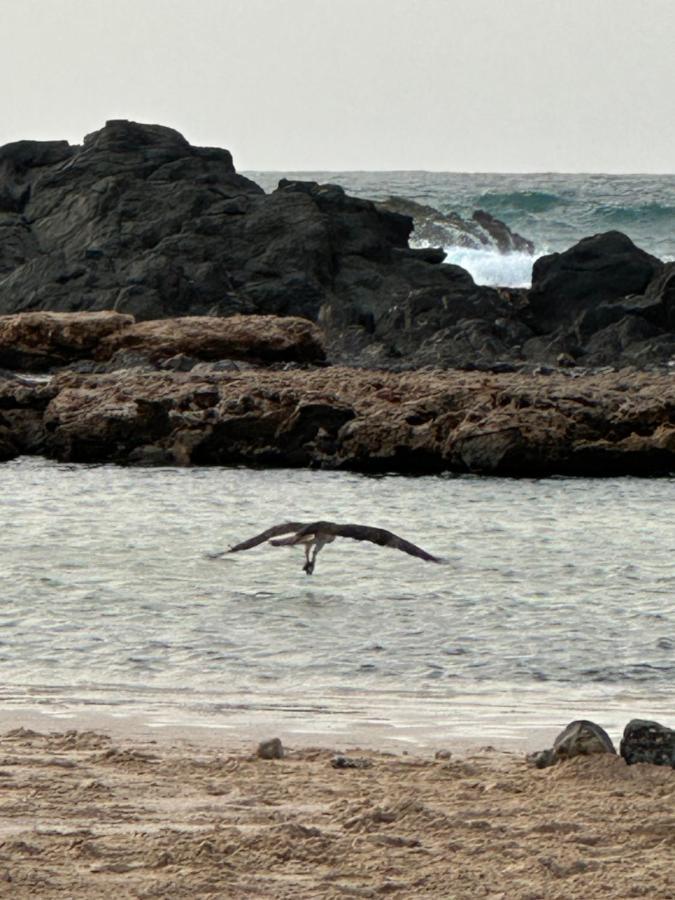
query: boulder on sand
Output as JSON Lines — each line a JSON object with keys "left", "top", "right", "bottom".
{"left": 527, "top": 720, "right": 616, "bottom": 768}
{"left": 620, "top": 719, "right": 675, "bottom": 768}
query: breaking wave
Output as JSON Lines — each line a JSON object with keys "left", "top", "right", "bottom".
{"left": 440, "top": 246, "right": 542, "bottom": 288}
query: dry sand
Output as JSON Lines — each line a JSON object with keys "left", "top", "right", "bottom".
{"left": 0, "top": 725, "right": 672, "bottom": 899}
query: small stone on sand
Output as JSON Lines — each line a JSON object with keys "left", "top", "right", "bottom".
{"left": 257, "top": 737, "right": 284, "bottom": 759}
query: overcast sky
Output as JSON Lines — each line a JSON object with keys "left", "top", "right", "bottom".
{"left": 1, "top": 0, "right": 673, "bottom": 172}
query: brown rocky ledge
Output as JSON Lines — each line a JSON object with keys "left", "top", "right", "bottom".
{"left": 0, "top": 312, "right": 325, "bottom": 370}
{"left": 2, "top": 365, "right": 675, "bottom": 475}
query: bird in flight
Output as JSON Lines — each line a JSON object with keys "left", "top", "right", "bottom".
{"left": 227, "top": 521, "right": 443, "bottom": 575}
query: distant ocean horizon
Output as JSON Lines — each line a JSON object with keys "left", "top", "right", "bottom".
{"left": 246, "top": 171, "right": 675, "bottom": 288}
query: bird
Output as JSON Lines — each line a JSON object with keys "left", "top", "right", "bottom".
{"left": 227, "top": 521, "right": 443, "bottom": 575}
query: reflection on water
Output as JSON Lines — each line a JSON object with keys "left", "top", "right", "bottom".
{"left": 0, "top": 457, "right": 673, "bottom": 744}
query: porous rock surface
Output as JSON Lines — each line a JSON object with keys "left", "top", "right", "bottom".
{"left": 0, "top": 310, "right": 133, "bottom": 370}
{"left": 4, "top": 365, "right": 675, "bottom": 474}
{"left": 95, "top": 314, "right": 325, "bottom": 364}
{"left": 0, "top": 311, "right": 325, "bottom": 370}
{"left": 620, "top": 719, "right": 675, "bottom": 768}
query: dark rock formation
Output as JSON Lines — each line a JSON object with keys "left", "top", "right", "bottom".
{"left": 256, "top": 738, "right": 284, "bottom": 760}
{"left": 374, "top": 196, "right": 534, "bottom": 254}
{"left": 0, "top": 120, "right": 508, "bottom": 371}
{"left": 0, "top": 120, "right": 672, "bottom": 372}
{"left": 527, "top": 720, "right": 616, "bottom": 768}
{"left": 512, "top": 236, "right": 675, "bottom": 370}
{"left": 471, "top": 210, "right": 534, "bottom": 254}
{"left": 528, "top": 231, "right": 663, "bottom": 331}
{"left": 620, "top": 719, "right": 675, "bottom": 768}
{"left": 4, "top": 364, "right": 675, "bottom": 474}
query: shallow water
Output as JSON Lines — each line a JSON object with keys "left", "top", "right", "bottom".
{"left": 1, "top": 458, "right": 673, "bottom": 747}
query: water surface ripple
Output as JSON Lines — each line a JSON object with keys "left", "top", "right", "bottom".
{"left": 1, "top": 458, "right": 673, "bottom": 745}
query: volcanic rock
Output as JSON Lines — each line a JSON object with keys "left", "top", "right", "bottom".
{"left": 257, "top": 738, "right": 284, "bottom": 760}
{"left": 375, "top": 196, "right": 534, "bottom": 254}
{"left": 528, "top": 231, "right": 663, "bottom": 332}
{"left": 620, "top": 719, "right": 675, "bottom": 768}
{"left": 2, "top": 120, "right": 673, "bottom": 372}
{"left": 471, "top": 210, "right": 534, "bottom": 254}
{"left": 0, "top": 121, "right": 503, "bottom": 368}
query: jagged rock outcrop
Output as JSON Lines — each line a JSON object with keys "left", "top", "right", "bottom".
{"left": 528, "top": 231, "right": 663, "bottom": 330}
{"left": 471, "top": 210, "right": 535, "bottom": 255}
{"left": 0, "top": 121, "right": 672, "bottom": 372}
{"left": 374, "top": 196, "right": 534, "bottom": 254}
{"left": 521, "top": 233, "right": 675, "bottom": 369}
{"left": 0, "top": 120, "right": 506, "bottom": 368}
{"left": 4, "top": 365, "right": 675, "bottom": 474}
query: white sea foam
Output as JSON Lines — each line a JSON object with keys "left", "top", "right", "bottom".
{"left": 441, "top": 246, "right": 543, "bottom": 288}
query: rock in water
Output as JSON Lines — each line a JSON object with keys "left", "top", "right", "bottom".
{"left": 620, "top": 719, "right": 675, "bottom": 768}
{"left": 375, "top": 196, "right": 534, "bottom": 254}
{"left": 471, "top": 209, "right": 535, "bottom": 254}
{"left": 527, "top": 720, "right": 616, "bottom": 768}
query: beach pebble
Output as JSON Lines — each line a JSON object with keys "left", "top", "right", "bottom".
{"left": 331, "top": 755, "right": 372, "bottom": 769}
{"left": 257, "top": 738, "right": 284, "bottom": 760}
{"left": 434, "top": 749, "right": 453, "bottom": 761}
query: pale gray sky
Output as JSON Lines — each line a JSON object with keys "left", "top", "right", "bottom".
{"left": 1, "top": 0, "right": 673, "bottom": 172}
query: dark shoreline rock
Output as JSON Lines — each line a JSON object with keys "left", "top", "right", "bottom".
{"left": 374, "top": 196, "right": 535, "bottom": 254}
{"left": 1, "top": 119, "right": 673, "bottom": 373}
{"left": 620, "top": 719, "right": 675, "bottom": 768}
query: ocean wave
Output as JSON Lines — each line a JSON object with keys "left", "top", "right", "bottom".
{"left": 593, "top": 202, "right": 675, "bottom": 226}
{"left": 441, "top": 246, "right": 542, "bottom": 288}
{"left": 477, "top": 190, "right": 563, "bottom": 214}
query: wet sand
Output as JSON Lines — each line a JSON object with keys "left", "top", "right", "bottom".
{"left": 0, "top": 721, "right": 672, "bottom": 898}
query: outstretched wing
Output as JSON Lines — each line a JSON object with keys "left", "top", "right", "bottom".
{"left": 229, "top": 522, "right": 307, "bottom": 553}
{"left": 298, "top": 522, "right": 442, "bottom": 563}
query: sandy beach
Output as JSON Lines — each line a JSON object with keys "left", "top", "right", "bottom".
{"left": 0, "top": 719, "right": 672, "bottom": 899}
